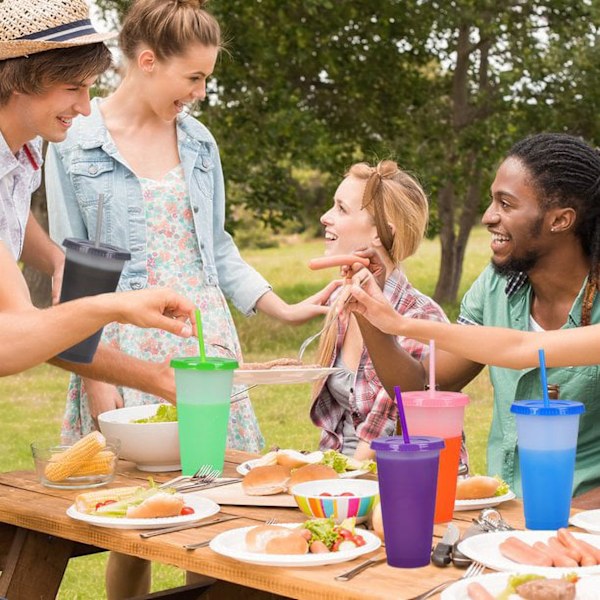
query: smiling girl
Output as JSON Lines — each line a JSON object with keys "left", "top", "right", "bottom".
{"left": 310, "top": 160, "right": 449, "bottom": 460}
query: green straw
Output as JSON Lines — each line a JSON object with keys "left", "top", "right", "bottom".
{"left": 538, "top": 348, "right": 549, "bottom": 408}
{"left": 195, "top": 308, "right": 206, "bottom": 362}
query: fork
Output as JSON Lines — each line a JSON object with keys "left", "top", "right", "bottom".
{"left": 405, "top": 561, "right": 485, "bottom": 600}
{"left": 159, "top": 465, "right": 218, "bottom": 490}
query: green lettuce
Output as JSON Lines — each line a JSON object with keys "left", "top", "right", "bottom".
{"left": 132, "top": 404, "right": 177, "bottom": 423}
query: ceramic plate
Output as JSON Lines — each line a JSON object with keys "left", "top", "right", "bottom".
{"left": 570, "top": 510, "right": 600, "bottom": 534}
{"left": 66, "top": 496, "right": 220, "bottom": 529}
{"left": 235, "top": 458, "right": 368, "bottom": 479}
{"left": 454, "top": 490, "right": 517, "bottom": 511}
{"left": 209, "top": 523, "right": 381, "bottom": 567}
{"left": 458, "top": 530, "right": 600, "bottom": 576}
{"left": 440, "top": 572, "right": 600, "bottom": 599}
{"left": 233, "top": 367, "right": 343, "bottom": 386}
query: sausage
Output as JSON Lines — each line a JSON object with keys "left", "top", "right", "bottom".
{"left": 533, "top": 540, "right": 578, "bottom": 568}
{"left": 548, "top": 536, "right": 581, "bottom": 563}
{"left": 573, "top": 537, "right": 600, "bottom": 564}
{"left": 556, "top": 528, "right": 595, "bottom": 565}
{"left": 309, "top": 540, "right": 330, "bottom": 554}
{"left": 498, "top": 537, "right": 553, "bottom": 567}
{"left": 466, "top": 582, "right": 495, "bottom": 600}
{"left": 308, "top": 255, "right": 370, "bottom": 270}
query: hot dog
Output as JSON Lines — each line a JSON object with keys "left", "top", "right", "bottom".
{"left": 308, "top": 255, "right": 370, "bottom": 270}
{"left": 533, "top": 540, "right": 578, "bottom": 568}
{"left": 498, "top": 536, "right": 553, "bottom": 567}
{"left": 548, "top": 536, "right": 581, "bottom": 563}
{"left": 571, "top": 537, "right": 600, "bottom": 564}
{"left": 466, "top": 582, "right": 495, "bottom": 600}
{"left": 557, "top": 528, "right": 597, "bottom": 566}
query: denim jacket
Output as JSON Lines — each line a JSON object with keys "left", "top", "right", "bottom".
{"left": 45, "top": 98, "right": 270, "bottom": 315}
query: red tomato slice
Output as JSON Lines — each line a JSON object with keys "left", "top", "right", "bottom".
{"left": 339, "top": 492, "right": 356, "bottom": 497}
{"left": 95, "top": 499, "right": 117, "bottom": 510}
{"left": 180, "top": 506, "right": 195, "bottom": 515}
{"left": 319, "top": 492, "right": 332, "bottom": 497}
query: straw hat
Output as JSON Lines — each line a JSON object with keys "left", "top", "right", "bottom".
{"left": 0, "top": 0, "right": 117, "bottom": 61}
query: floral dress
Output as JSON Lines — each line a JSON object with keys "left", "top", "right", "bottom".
{"left": 61, "top": 164, "right": 264, "bottom": 452}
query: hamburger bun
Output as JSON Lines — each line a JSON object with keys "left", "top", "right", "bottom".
{"left": 245, "top": 525, "right": 309, "bottom": 554}
{"left": 125, "top": 492, "right": 184, "bottom": 518}
{"left": 288, "top": 463, "right": 339, "bottom": 488}
{"left": 276, "top": 449, "right": 324, "bottom": 469}
{"left": 241, "top": 465, "right": 291, "bottom": 496}
{"left": 455, "top": 475, "right": 501, "bottom": 500}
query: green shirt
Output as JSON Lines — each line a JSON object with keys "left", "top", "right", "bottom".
{"left": 459, "top": 265, "right": 600, "bottom": 497}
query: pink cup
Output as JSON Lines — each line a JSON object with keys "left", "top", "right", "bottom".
{"left": 402, "top": 391, "right": 469, "bottom": 523}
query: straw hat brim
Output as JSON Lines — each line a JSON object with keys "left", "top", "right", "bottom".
{"left": 0, "top": 31, "right": 117, "bottom": 61}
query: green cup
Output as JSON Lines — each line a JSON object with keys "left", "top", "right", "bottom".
{"left": 170, "top": 356, "right": 238, "bottom": 476}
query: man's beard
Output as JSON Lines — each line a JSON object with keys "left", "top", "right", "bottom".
{"left": 492, "top": 250, "right": 540, "bottom": 278}
{"left": 491, "top": 215, "right": 544, "bottom": 278}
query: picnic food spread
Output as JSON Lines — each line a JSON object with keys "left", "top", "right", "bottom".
{"left": 467, "top": 573, "right": 579, "bottom": 600}
{"left": 75, "top": 485, "right": 191, "bottom": 518}
{"left": 44, "top": 431, "right": 115, "bottom": 481}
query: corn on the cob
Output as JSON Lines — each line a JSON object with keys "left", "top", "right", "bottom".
{"left": 75, "top": 486, "right": 142, "bottom": 513}
{"left": 44, "top": 431, "right": 106, "bottom": 481}
{"left": 69, "top": 450, "right": 116, "bottom": 476}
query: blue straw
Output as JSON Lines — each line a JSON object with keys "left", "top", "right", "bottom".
{"left": 394, "top": 386, "right": 410, "bottom": 444}
{"left": 538, "top": 348, "right": 550, "bottom": 408}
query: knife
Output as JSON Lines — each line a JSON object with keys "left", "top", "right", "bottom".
{"left": 431, "top": 523, "right": 460, "bottom": 567}
{"left": 139, "top": 515, "right": 241, "bottom": 538}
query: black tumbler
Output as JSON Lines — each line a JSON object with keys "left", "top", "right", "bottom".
{"left": 57, "top": 238, "right": 131, "bottom": 363}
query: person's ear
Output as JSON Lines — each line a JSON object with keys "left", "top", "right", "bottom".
{"left": 549, "top": 207, "right": 576, "bottom": 234}
{"left": 138, "top": 49, "right": 156, "bottom": 73}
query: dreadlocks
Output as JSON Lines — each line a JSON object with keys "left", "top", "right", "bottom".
{"left": 507, "top": 133, "right": 600, "bottom": 326}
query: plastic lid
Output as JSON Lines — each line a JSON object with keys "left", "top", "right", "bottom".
{"left": 63, "top": 238, "right": 131, "bottom": 261}
{"left": 370, "top": 435, "right": 445, "bottom": 453}
{"left": 510, "top": 400, "right": 585, "bottom": 416}
{"left": 170, "top": 356, "right": 239, "bottom": 371}
{"left": 402, "top": 390, "right": 470, "bottom": 408}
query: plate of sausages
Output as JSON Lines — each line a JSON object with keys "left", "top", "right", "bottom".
{"left": 457, "top": 529, "right": 600, "bottom": 576}
{"left": 440, "top": 571, "right": 600, "bottom": 600}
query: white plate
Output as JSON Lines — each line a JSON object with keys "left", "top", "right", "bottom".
{"left": 209, "top": 522, "right": 381, "bottom": 567}
{"left": 66, "top": 496, "right": 220, "bottom": 529}
{"left": 458, "top": 530, "right": 600, "bottom": 576}
{"left": 441, "top": 572, "right": 600, "bottom": 599}
{"left": 236, "top": 458, "right": 368, "bottom": 479}
{"left": 233, "top": 367, "right": 342, "bottom": 386}
{"left": 570, "top": 510, "right": 600, "bottom": 534}
{"left": 454, "top": 490, "right": 517, "bottom": 511}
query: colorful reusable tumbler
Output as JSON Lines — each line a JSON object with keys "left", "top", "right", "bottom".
{"left": 170, "top": 356, "right": 238, "bottom": 476}
{"left": 371, "top": 435, "right": 444, "bottom": 568}
{"left": 402, "top": 391, "right": 469, "bottom": 523}
{"left": 511, "top": 400, "right": 584, "bottom": 530}
{"left": 57, "top": 238, "right": 131, "bottom": 363}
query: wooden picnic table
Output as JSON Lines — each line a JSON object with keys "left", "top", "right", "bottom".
{"left": 0, "top": 448, "right": 596, "bottom": 600}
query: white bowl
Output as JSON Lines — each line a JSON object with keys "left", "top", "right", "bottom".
{"left": 98, "top": 404, "right": 180, "bottom": 472}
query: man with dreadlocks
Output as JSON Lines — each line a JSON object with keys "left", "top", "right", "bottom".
{"left": 350, "top": 132, "right": 600, "bottom": 498}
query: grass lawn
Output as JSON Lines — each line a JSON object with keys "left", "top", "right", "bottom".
{"left": 0, "top": 227, "right": 493, "bottom": 598}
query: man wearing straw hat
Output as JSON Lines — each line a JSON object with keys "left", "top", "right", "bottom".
{"left": 0, "top": 1, "right": 196, "bottom": 384}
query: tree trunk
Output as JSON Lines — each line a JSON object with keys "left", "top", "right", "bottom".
{"left": 23, "top": 182, "right": 52, "bottom": 308}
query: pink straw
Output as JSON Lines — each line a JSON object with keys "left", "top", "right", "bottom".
{"left": 394, "top": 385, "right": 410, "bottom": 444}
{"left": 429, "top": 339, "right": 436, "bottom": 397}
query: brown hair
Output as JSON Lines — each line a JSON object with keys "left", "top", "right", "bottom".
{"left": 313, "top": 160, "right": 429, "bottom": 372}
{"left": 0, "top": 43, "right": 112, "bottom": 106}
{"left": 119, "top": 0, "right": 221, "bottom": 61}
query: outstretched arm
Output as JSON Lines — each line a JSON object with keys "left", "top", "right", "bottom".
{"left": 349, "top": 274, "right": 600, "bottom": 369}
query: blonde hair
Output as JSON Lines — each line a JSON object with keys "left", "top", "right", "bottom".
{"left": 119, "top": 0, "right": 221, "bottom": 61}
{"left": 313, "top": 160, "right": 429, "bottom": 375}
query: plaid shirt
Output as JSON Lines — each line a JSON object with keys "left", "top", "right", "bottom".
{"left": 310, "top": 269, "right": 448, "bottom": 450}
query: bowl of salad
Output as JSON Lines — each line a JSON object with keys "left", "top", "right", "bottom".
{"left": 290, "top": 478, "right": 379, "bottom": 524}
{"left": 98, "top": 404, "right": 179, "bottom": 472}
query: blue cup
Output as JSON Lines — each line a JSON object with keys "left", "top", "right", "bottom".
{"left": 511, "top": 400, "right": 585, "bottom": 530}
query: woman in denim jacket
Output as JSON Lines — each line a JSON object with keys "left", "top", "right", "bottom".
{"left": 46, "top": 1, "right": 335, "bottom": 596}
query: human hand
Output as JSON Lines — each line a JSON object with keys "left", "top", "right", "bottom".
{"left": 282, "top": 279, "right": 344, "bottom": 324}
{"left": 83, "top": 378, "right": 123, "bottom": 426}
{"left": 340, "top": 247, "right": 386, "bottom": 288}
{"left": 110, "top": 288, "right": 195, "bottom": 336}
{"left": 346, "top": 270, "right": 405, "bottom": 335}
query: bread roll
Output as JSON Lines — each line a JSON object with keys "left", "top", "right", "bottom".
{"left": 125, "top": 492, "right": 184, "bottom": 518}
{"left": 455, "top": 476, "right": 501, "bottom": 500}
{"left": 245, "top": 525, "right": 308, "bottom": 554}
{"left": 288, "top": 463, "right": 339, "bottom": 488}
{"left": 241, "top": 465, "right": 291, "bottom": 496}
{"left": 276, "top": 449, "right": 324, "bottom": 469}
